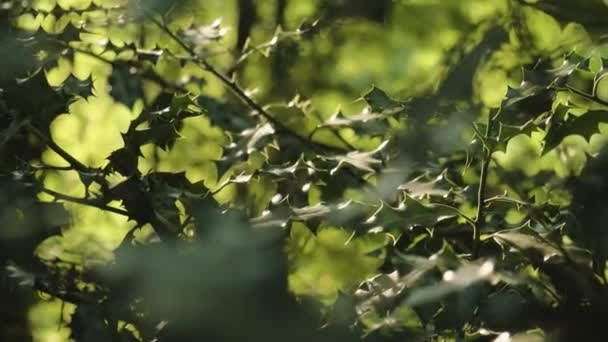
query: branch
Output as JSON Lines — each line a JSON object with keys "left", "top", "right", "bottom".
{"left": 145, "top": 13, "right": 350, "bottom": 155}
{"left": 40, "top": 187, "right": 130, "bottom": 217}
{"left": 27, "top": 124, "right": 98, "bottom": 174}
{"left": 472, "top": 109, "right": 498, "bottom": 259}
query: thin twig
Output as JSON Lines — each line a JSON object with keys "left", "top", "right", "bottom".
{"left": 29, "top": 164, "right": 74, "bottom": 171}
{"left": 146, "top": 13, "right": 349, "bottom": 155}
{"left": 40, "top": 187, "right": 130, "bottom": 217}
{"left": 473, "top": 109, "right": 498, "bottom": 259}
{"left": 27, "top": 124, "right": 97, "bottom": 174}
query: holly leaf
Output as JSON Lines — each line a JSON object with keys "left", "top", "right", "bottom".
{"left": 404, "top": 260, "right": 496, "bottom": 307}
{"left": 477, "top": 120, "right": 537, "bottom": 152}
{"left": 3, "top": 69, "right": 66, "bottom": 118}
{"left": 397, "top": 196, "right": 459, "bottom": 228}
{"left": 499, "top": 83, "right": 553, "bottom": 126}
{"left": 338, "top": 196, "right": 458, "bottom": 232}
{"left": 106, "top": 147, "right": 140, "bottom": 176}
{"left": 198, "top": 95, "right": 255, "bottom": 131}
{"left": 109, "top": 64, "right": 143, "bottom": 108}
{"left": 362, "top": 87, "right": 404, "bottom": 113}
{"left": 215, "top": 122, "right": 275, "bottom": 176}
{"left": 398, "top": 176, "right": 451, "bottom": 199}
{"left": 492, "top": 225, "right": 562, "bottom": 262}
{"left": 55, "top": 75, "right": 94, "bottom": 99}
{"left": 126, "top": 122, "right": 182, "bottom": 150}
{"left": 327, "top": 140, "right": 389, "bottom": 174}
{"left": 179, "top": 18, "right": 229, "bottom": 46}
{"left": 566, "top": 68, "right": 595, "bottom": 97}
{"left": 543, "top": 110, "right": 608, "bottom": 154}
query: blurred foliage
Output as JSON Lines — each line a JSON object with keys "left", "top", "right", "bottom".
{"left": 3, "top": 0, "right": 608, "bottom": 341}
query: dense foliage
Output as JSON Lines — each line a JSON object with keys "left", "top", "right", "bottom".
{"left": 3, "top": 0, "right": 608, "bottom": 341}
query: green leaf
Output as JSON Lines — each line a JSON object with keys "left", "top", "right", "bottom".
{"left": 127, "top": 122, "right": 182, "bottom": 150}
{"left": 54, "top": 75, "right": 94, "bottom": 99}
{"left": 478, "top": 120, "right": 537, "bottom": 152}
{"left": 398, "top": 175, "right": 451, "bottom": 199}
{"left": 405, "top": 260, "right": 495, "bottom": 307}
{"left": 492, "top": 225, "right": 562, "bottom": 262}
{"left": 593, "top": 71, "right": 608, "bottom": 103}
{"left": 317, "top": 109, "right": 391, "bottom": 135}
{"left": 362, "top": 87, "right": 404, "bottom": 113}
{"left": 398, "top": 196, "right": 459, "bottom": 228}
{"left": 106, "top": 147, "right": 140, "bottom": 176}
{"left": 179, "top": 18, "right": 228, "bottom": 46}
{"left": 543, "top": 110, "right": 608, "bottom": 154}
{"left": 109, "top": 64, "right": 143, "bottom": 108}
{"left": 327, "top": 140, "right": 388, "bottom": 174}
{"left": 499, "top": 84, "right": 553, "bottom": 126}
{"left": 3, "top": 69, "right": 66, "bottom": 117}
{"left": 326, "top": 291, "right": 358, "bottom": 326}
{"left": 566, "top": 68, "right": 595, "bottom": 96}
{"left": 198, "top": 95, "right": 255, "bottom": 131}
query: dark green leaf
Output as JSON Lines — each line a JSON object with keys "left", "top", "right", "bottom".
{"left": 543, "top": 110, "right": 608, "bottom": 153}
{"left": 362, "top": 87, "right": 404, "bottom": 113}
{"left": 109, "top": 64, "right": 143, "bottom": 108}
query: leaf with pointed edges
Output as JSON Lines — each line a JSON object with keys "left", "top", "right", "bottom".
{"left": 179, "top": 18, "right": 228, "bottom": 46}
{"left": 543, "top": 110, "right": 608, "bottom": 154}
{"left": 216, "top": 122, "right": 275, "bottom": 176}
{"left": 398, "top": 175, "right": 451, "bottom": 199}
{"left": 397, "top": 196, "right": 458, "bottom": 229}
{"left": 566, "top": 68, "right": 595, "bottom": 96}
{"left": 317, "top": 109, "right": 391, "bottom": 135}
{"left": 55, "top": 75, "right": 94, "bottom": 99}
{"left": 501, "top": 83, "right": 545, "bottom": 109}
{"left": 327, "top": 140, "right": 388, "bottom": 174}
{"left": 241, "top": 122, "right": 275, "bottom": 154}
{"left": 326, "top": 291, "right": 358, "bottom": 326}
{"left": 355, "top": 271, "right": 411, "bottom": 319}
{"left": 145, "top": 172, "right": 209, "bottom": 221}
{"left": 260, "top": 159, "right": 302, "bottom": 177}
{"left": 106, "top": 147, "right": 140, "bottom": 176}
{"left": 492, "top": 226, "right": 563, "bottom": 262}
{"left": 362, "top": 87, "right": 404, "bottom": 113}
{"left": 135, "top": 48, "right": 164, "bottom": 64}
{"left": 3, "top": 69, "right": 67, "bottom": 117}
{"left": 292, "top": 203, "right": 331, "bottom": 221}
{"left": 109, "top": 64, "right": 143, "bottom": 108}
{"left": 126, "top": 122, "right": 181, "bottom": 150}
{"left": 105, "top": 178, "right": 179, "bottom": 240}
{"left": 549, "top": 52, "right": 588, "bottom": 80}
{"left": 499, "top": 83, "right": 553, "bottom": 126}
{"left": 145, "top": 172, "right": 208, "bottom": 198}
{"left": 106, "top": 177, "right": 154, "bottom": 223}
{"left": 320, "top": 110, "right": 385, "bottom": 128}
{"left": 198, "top": 95, "right": 255, "bottom": 131}
{"left": 477, "top": 120, "right": 537, "bottom": 152}
{"left": 405, "top": 260, "right": 496, "bottom": 307}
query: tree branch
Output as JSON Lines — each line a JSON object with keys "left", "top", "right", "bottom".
{"left": 473, "top": 109, "right": 497, "bottom": 259}
{"left": 40, "top": 187, "right": 130, "bottom": 217}
{"left": 28, "top": 125, "right": 94, "bottom": 172}
{"left": 145, "top": 13, "right": 351, "bottom": 155}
